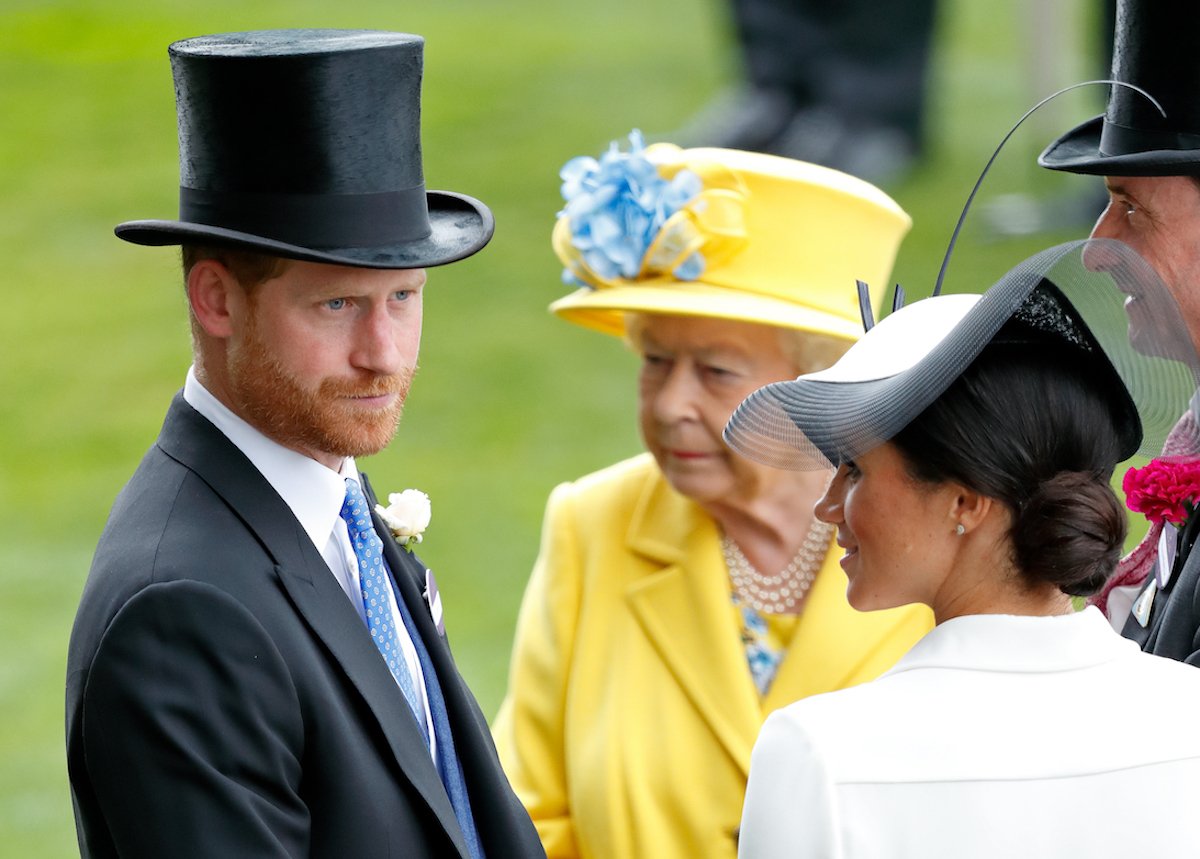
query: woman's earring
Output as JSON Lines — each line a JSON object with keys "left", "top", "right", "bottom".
{"left": 955, "top": 523, "right": 966, "bottom": 536}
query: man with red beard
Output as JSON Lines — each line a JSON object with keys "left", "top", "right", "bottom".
{"left": 65, "top": 30, "right": 544, "bottom": 859}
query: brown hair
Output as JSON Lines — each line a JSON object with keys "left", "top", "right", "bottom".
{"left": 182, "top": 245, "right": 292, "bottom": 349}
{"left": 181, "top": 245, "right": 291, "bottom": 290}
{"left": 891, "top": 341, "right": 1127, "bottom": 597}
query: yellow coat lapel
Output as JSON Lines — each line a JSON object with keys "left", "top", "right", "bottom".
{"left": 622, "top": 465, "right": 933, "bottom": 777}
{"left": 624, "top": 473, "right": 763, "bottom": 773}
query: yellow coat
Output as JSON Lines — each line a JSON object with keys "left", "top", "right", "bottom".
{"left": 493, "top": 454, "right": 932, "bottom": 859}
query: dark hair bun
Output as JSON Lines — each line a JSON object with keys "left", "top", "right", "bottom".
{"left": 1011, "top": 471, "right": 1127, "bottom": 597}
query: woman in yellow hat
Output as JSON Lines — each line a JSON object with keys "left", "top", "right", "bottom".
{"left": 492, "top": 132, "right": 932, "bottom": 859}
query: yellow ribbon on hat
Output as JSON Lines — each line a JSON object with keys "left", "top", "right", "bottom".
{"left": 553, "top": 154, "right": 751, "bottom": 291}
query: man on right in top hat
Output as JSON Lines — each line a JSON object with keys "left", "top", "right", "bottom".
{"left": 65, "top": 29, "right": 544, "bottom": 858}
{"left": 1041, "top": 0, "right": 1200, "bottom": 664}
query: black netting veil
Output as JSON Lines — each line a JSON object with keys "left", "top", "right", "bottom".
{"left": 724, "top": 239, "right": 1200, "bottom": 471}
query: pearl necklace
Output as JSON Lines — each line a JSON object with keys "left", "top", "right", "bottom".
{"left": 721, "top": 520, "right": 834, "bottom": 614}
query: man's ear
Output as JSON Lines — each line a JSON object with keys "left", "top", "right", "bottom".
{"left": 188, "top": 259, "right": 244, "bottom": 339}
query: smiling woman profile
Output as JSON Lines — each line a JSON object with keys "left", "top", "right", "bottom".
{"left": 726, "top": 239, "right": 1200, "bottom": 858}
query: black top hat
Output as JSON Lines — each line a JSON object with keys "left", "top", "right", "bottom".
{"left": 1040, "top": 0, "right": 1200, "bottom": 176}
{"left": 116, "top": 29, "right": 494, "bottom": 268}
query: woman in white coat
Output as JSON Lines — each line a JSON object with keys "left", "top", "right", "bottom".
{"left": 725, "top": 239, "right": 1200, "bottom": 858}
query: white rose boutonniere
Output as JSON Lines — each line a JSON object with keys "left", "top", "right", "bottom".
{"left": 375, "top": 489, "right": 431, "bottom": 552}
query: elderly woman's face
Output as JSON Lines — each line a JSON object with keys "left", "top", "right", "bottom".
{"left": 635, "top": 314, "right": 799, "bottom": 504}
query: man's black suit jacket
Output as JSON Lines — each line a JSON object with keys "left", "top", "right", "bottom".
{"left": 66, "top": 394, "right": 544, "bottom": 858}
{"left": 1123, "top": 512, "right": 1200, "bottom": 666}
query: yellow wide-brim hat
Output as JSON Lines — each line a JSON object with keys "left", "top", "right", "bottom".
{"left": 550, "top": 141, "right": 912, "bottom": 341}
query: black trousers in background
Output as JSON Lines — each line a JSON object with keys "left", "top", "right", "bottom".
{"left": 729, "top": 0, "right": 938, "bottom": 147}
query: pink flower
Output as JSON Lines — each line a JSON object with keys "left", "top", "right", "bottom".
{"left": 1123, "top": 456, "right": 1200, "bottom": 526}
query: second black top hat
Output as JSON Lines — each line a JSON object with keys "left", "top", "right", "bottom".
{"left": 1040, "top": 0, "right": 1200, "bottom": 177}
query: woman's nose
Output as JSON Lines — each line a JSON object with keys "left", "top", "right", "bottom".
{"left": 650, "top": 364, "right": 700, "bottom": 423}
{"left": 814, "top": 469, "right": 845, "bottom": 524}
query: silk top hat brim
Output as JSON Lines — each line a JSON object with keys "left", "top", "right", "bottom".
{"left": 724, "top": 239, "right": 1200, "bottom": 472}
{"left": 1039, "top": 0, "right": 1200, "bottom": 177}
{"left": 116, "top": 29, "right": 493, "bottom": 269}
{"left": 116, "top": 190, "right": 494, "bottom": 269}
{"left": 1039, "top": 115, "right": 1200, "bottom": 177}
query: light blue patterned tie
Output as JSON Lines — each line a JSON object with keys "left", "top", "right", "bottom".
{"left": 341, "top": 477, "right": 429, "bottom": 745}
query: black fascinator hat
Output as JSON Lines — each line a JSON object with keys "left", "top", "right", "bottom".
{"left": 1040, "top": 0, "right": 1200, "bottom": 176}
{"left": 116, "top": 29, "right": 494, "bottom": 268}
{"left": 724, "top": 240, "right": 1200, "bottom": 471}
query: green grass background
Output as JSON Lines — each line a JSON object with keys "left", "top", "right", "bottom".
{"left": 2, "top": 0, "right": 1111, "bottom": 854}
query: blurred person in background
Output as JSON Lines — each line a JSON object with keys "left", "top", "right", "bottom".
{"left": 674, "top": 0, "right": 938, "bottom": 185}
{"left": 492, "top": 131, "right": 932, "bottom": 859}
{"left": 1041, "top": 0, "right": 1200, "bottom": 659}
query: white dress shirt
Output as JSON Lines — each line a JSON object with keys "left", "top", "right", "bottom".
{"left": 739, "top": 607, "right": 1200, "bottom": 858}
{"left": 184, "top": 368, "right": 436, "bottom": 758}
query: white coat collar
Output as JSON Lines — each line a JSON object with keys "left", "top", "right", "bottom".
{"left": 888, "top": 606, "right": 1138, "bottom": 675}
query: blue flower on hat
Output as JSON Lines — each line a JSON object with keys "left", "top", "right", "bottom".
{"left": 558, "top": 130, "right": 704, "bottom": 286}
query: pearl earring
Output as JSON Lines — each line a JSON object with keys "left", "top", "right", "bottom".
{"left": 955, "top": 524, "right": 965, "bottom": 536}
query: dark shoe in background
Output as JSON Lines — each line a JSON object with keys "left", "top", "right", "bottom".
{"left": 670, "top": 86, "right": 797, "bottom": 152}
{"left": 768, "top": 107, "right": 918, "bottom": 186}
{"left": 670, "top": 90, "right": 919, "bottom": 187}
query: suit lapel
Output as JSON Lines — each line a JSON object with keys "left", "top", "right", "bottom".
{"left": 362, "top": 474, "right": 498, "bottom": 762}
{"left": 361, "top": 474, "right": 440, "bottom": 642}
{"left": 623, "top": 472, "right": 762, "bottom": 774}
{"left": 363, "top": 473, "right": 505, "bottom": 857}
{"left": 1122, "top": 514, "right": 1200, "bottom": 651}
{"left": 275, "top": 561, "right": 466, "bottom": 850}
{"left": 156, "top": 396, "right": 466, "bottom": 853}
{"left": 1178, "top": 509, "right": 1200, "bottom": 571}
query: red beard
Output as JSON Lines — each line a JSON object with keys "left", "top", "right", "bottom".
{"left": 227, "top": 311, "right": 412, "bottom": 461}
